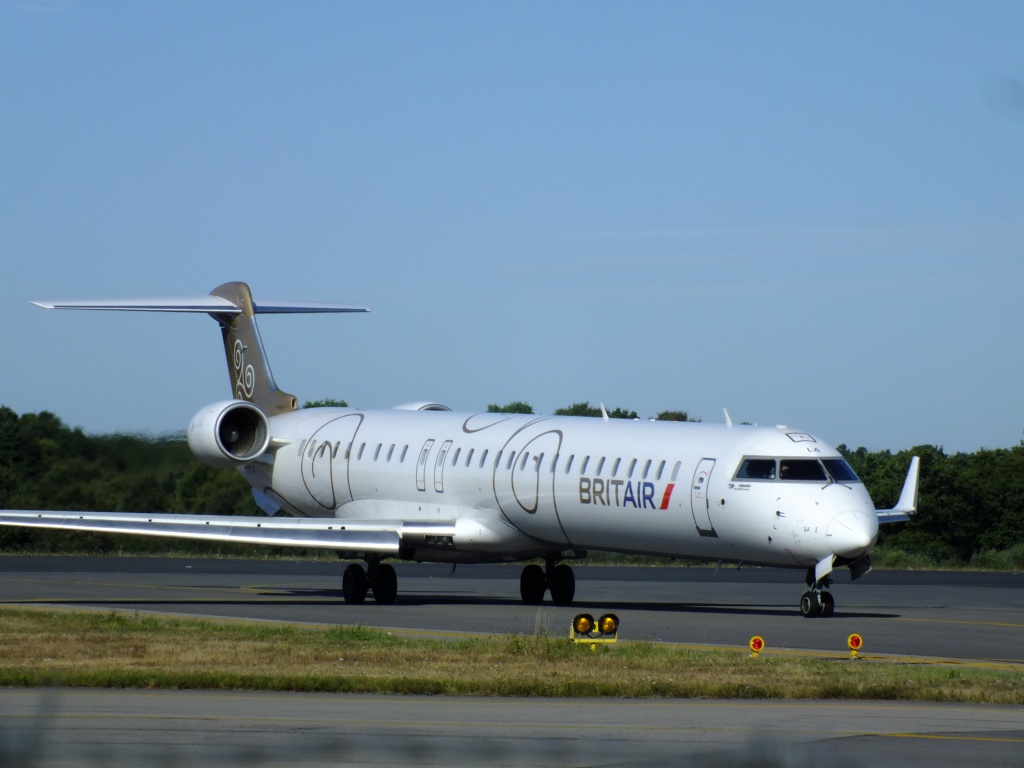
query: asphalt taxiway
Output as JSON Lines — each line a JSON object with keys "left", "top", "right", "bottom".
{"left": 1, "top": 557, "right": 1021, "bottom": 664}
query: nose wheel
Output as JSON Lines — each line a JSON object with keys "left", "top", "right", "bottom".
{"left": 800, "top": 570, "right": 835, "bottom": 618}
{"left": 800, "top": 589, "right": 835, "bottom": 617}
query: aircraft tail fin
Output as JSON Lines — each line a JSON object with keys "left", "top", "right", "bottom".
{"left": 876, "top": 455, "right": 920, "bottom": 524}
{"left": 33, "top": 281, "right": 368, "bottom": 416}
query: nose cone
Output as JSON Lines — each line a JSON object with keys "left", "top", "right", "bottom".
{"left": 827, "top": 510, "right": 878, "bottom": 559}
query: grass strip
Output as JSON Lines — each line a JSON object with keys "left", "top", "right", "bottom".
{"left": 1, "top": 607, "right": 1021, "bottom": 702}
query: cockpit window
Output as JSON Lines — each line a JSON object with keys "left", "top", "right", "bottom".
{"left": 779, "top": 459, "right": 828, "bottom": 481}
{"left": 734, "top": 456, "right": 861, "bottom": 483}
{"left": 736, "top": 458, "right": 777, "bottom": 480}
{"left": 822, "top": 458, "right": 860, "bottom": 483}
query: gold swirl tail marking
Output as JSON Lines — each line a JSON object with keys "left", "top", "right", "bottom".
{"left": 233, "top": 339, "right": 255, "bottom": 400}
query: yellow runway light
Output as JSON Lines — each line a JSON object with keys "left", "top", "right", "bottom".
{"left": 573, "top": 614, "right": 594, "bottom": 634}
{"left": 848, "top": 633, "right": 863, "bottom": 659}
{"left": 749, "top": 635, "right": 765, "bottom": 658}
{"left": 570, "top": 613, "right": 619, "bottom": 646}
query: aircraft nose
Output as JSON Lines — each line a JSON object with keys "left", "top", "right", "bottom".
{"left": 826, "top": 510, "right": 878, "bottom": 559}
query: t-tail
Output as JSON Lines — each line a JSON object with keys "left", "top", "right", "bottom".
{"left": 33, "top": 281, "right": 368, "bottom": 415}
{"left": 210, "top": 281, "right": 296, "bottom": 415}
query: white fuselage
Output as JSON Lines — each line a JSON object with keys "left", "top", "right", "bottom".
{"left": 242, "top": 408, "right": 879, "bottom": 570}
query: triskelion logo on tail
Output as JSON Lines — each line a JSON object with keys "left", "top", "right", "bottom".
{"left": 232, "top": 339, "right": 256, "bottom": 400}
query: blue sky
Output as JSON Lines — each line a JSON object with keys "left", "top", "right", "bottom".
{"left": 2, "top": 1, "right": 1022, "bottom": 454}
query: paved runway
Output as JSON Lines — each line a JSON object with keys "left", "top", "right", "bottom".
{"left": 1, "top": 557, "right": 1022, "bottom": 766}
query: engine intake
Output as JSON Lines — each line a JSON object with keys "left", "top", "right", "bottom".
{"left": 188, "top": 400, "right": 271, "bottom": 468}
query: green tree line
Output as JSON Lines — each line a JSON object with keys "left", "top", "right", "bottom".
{"left": 0, "top": 407, "right": 256, "bottom": 554}
{"left": 2, "top": 405, "right": 1023, "bottom": 567}
{"left": 487, "top": 401, "right": 693, "bottom": 422}
{"left": 840, "top": 443, "right": 1024, "bottom": 568}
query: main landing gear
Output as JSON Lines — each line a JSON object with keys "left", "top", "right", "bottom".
{"left": 342, "top": 558, "right": 398, "bottom": 605}
{"left": 520, "top": 560, "right": 576, "bottom": 606}
{"left": 800, "top": 570, "right": 835, "bottom": 618}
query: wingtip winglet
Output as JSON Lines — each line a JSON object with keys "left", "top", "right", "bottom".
{"left": 896, "top": 455, "right": 921, "bottom": 513}
{"left": 877, "top": 455, "right": 920, "bottom": 523}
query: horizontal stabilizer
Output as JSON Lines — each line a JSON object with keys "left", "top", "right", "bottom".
{"left": 32, "top": 297, "right": 369, "bottom": 314}
{"left": 876, "top": 456, "right": 920, "bottom": 524}
{"left": 0, "top": 510, "right": 399, "bottom": 553}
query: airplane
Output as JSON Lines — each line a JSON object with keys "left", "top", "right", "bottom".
{"left": 0, "top": 281, "right": 919, "bottom": 617}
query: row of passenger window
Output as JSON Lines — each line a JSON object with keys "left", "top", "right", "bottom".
{"left": 303, "top": 440, "right": 410, "bottom": 463}
{"left": 302, "top": 438, "right": 682, "bottom": 482}
{"left": 469, "top": 450, "right": 680, "bottom": 482}
{"left": 444, "top": 445, "right": 678, "bottom": 481}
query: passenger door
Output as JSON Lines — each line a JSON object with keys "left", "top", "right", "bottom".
{"left": 690, "top": 458, "right": 718, "bottom": 536}
{"left": 416, "top": 439, "right": 435, "bottom": 492}
{"left": 434, "top": 440, "right": 453, "bottom": 492}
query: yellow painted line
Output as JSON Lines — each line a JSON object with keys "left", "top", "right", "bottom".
{"left": 3, "top": 580, "right": 267, "bottom": 598}
{"left": 0, "top": 602, "right": 478, "bottom": 639}
{"left": 886, "top": 733, "right": 1024, "bottom": 744}
{"left": 644, "top": 641, "right": 1024, "bottom": 671}
{"left": 897, "top": 616, "right": 1024, "bottom": 629}
{"left": 1, "top": 597, "right": 339, "bottom": 605}
{"left": 1, "top": 580, "right": 345, "bottom": 603}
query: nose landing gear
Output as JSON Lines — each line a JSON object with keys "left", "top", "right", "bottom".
{"left": 800, "top": 570, "right": 835, "bottom": 618}
{"left": 800, "top": 588, "right": 835, "bottom": 617}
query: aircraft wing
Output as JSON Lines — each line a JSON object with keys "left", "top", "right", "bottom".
{"left": 0, "top": 510, "right": 456, "bottom": 554}
{"left": 875, "top": 456, "right": 920, "bottom": 524}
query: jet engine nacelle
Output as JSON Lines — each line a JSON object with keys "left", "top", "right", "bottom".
{"left": 188, "top": 400, "right": 271, "bottom": 468}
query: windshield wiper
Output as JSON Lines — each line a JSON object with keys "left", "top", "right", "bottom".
{"left": 821, "top": 462, "right": 851, "bottom": 490}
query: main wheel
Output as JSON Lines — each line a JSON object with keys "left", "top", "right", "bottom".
{"left": 800, "top": 591, "right": 821, "bottom": 618}
{"left": 819, "top": 591, "right": 835, "bottom": 618}
{"left": 548, "top": 564, "right": 576, "bottom": 606}
{"left": 520, "top": 564, "right": 547, "bottom": 605}
{"left": 342, "top": 563, "right": 369, "bottom": 604}
{"left": 371, "top": 563, "right": 398, "bottom": 604}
